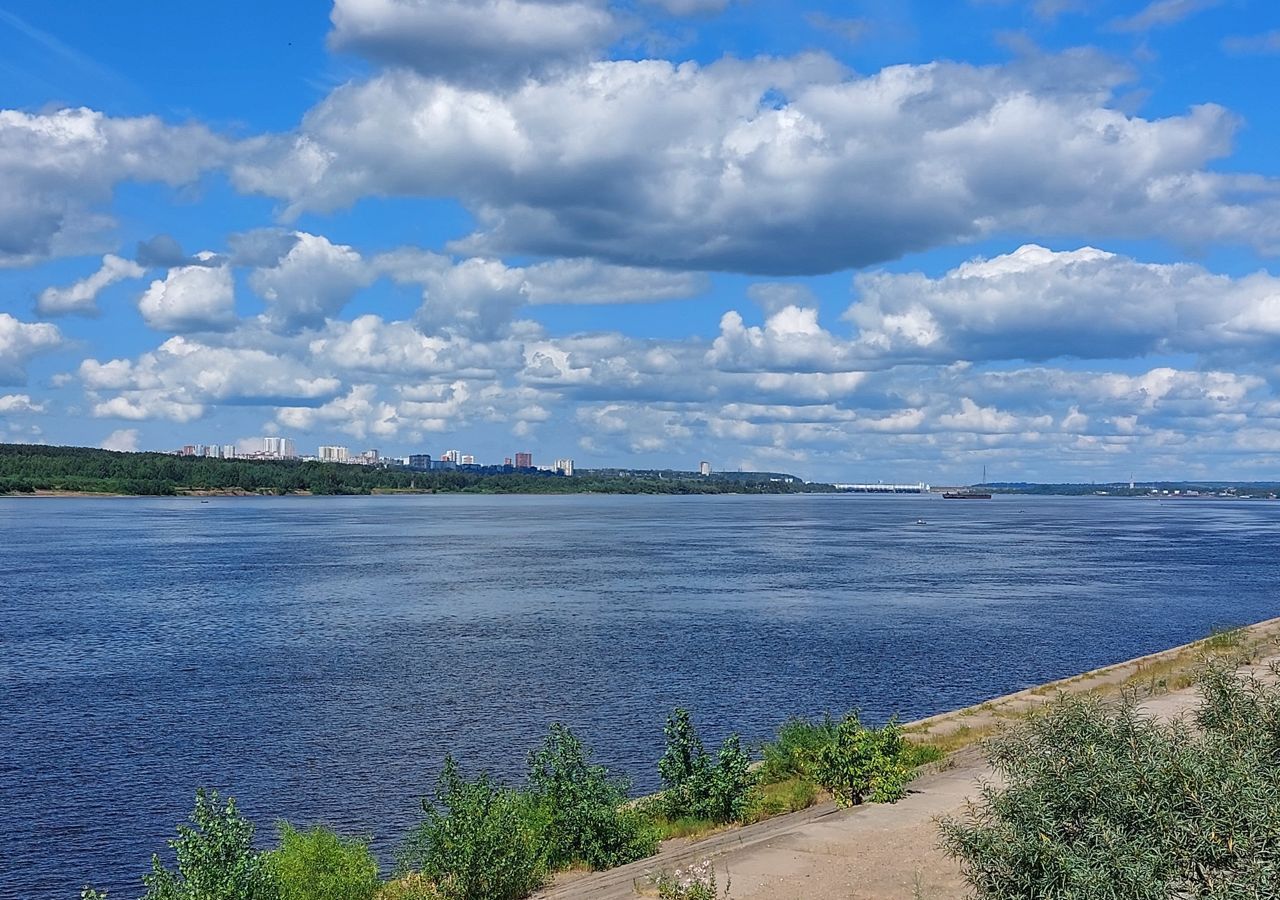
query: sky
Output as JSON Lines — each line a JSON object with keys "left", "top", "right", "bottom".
{"left": 1, "top": 0, "right": 1279, "bottom": 482}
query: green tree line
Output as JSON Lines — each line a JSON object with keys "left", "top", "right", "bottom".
{"left": 0, "top": 444, "right": 830, "bottom": 497}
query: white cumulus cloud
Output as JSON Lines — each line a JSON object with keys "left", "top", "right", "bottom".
{"left": 0, "top": 314, "right": 62, "bottom": 384}
{"left": 328, "top": 0, "right": 617, "bottom": 86}
{"left": 234, "top": 52, "right": 1280, "bottom": 274}
{"left": 0, "top": 394, "right": 44, "bottom": 414}
{"left": 0, "top": 107, "right": 226, "bottom": 267}
{"left": 847, "top": 244, "right": 1280, "bottom": 364}
{"left": 80, "top": 335, "right": 342, "bottom": 422}
{"left": 250, "top": 231, "right": 371, "bottom": 332}
{"left": 138, "top": 255, "right": 237, "bottom": 332}
{"left": 100, "top": 428, "right": 140, "bottom": 452}
{"left": 37, "top": 253, "right": 147, "bottom": 317}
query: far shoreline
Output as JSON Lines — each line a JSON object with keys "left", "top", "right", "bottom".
{"left": 4, "top": 488, "right": 1277, "bottom": 501}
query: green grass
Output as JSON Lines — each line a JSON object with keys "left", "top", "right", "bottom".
{"left": 1204, "top": 624, "right": 1245, "bottom": 651}
{"left": 646, "top": 814, "right": 729, "bottom": 842}
{"left": 900, "top": 742, "right": 945, "bottom": 769}
{"left": 757, "top": 715, "right": 838, "bottom": 784}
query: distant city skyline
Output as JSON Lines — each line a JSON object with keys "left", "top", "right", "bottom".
{"left": 170, "top": 434, "right": 590, "bottom": 474}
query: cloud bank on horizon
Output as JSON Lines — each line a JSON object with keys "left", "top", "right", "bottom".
{"left": 1, "top": 0, "right": 1279, "bottom": 482}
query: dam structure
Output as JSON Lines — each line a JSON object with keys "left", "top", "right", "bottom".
{"left": 833, "top": 482, "right": 931, "bottom": 493}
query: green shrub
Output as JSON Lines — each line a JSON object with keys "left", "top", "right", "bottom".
{"left": 939, "top": 665, "right": 1280, "bottom": 898}
{"left": 266, "top": 823, "right": 380, "bottom": 900}
{"left": 815, "top": 713, "right": 912, "bottom": 807}
{"left": 657, "top": 709, "right": 757, "bottom": 824}
{"left": 526, "top": 723, "right": 658, "bottom": 870}
{"left": 657, "top": 708, "right": 708, "bottom": 818}
{"left": 143, "top": 789, "right": 275, "bottom": 900}
{"left": 705, "top": 735, "right": 754, "bottom": 823}
{"left": 400, "top": 756, "right": 548, "bottom": 900}
{"left": 758, "top": 715, "right": 838, "bottom": 783}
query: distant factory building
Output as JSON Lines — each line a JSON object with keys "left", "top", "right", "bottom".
{"left": 408, "top": 454, "right": 431, "bottom": 470}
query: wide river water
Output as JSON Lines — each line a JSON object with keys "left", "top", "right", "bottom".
{"left": 3, "top": 493, "right": 1279, "bottom": 898}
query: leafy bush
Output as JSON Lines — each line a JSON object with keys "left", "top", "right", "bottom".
{"left": 815, "top": 712, "right": 912, "bottom": 807}
{"left": 526, "top": 723, "right": 658, "bottom": 870}
{"left": 939, "top": 665, "right": 1280, "bottom": 898}
{"left": 657, "top": 709, "right": 756, "bottom": 824}
{"left": 400, "top": 756, "right": 549, "bottom": 900}
{"left": 143, "top": 789, "right": 275, "bottom": 900}
{"left": 266, "top": 823, "right": 380, "bottom": 900}
{"left": 705, "top": 735, "right": 754, "bottom": 823}
{"left": 758, "top": 715, "right": 839, "bottom": 783}
{"left": 658, "top": 708, "right": 708, "bottom": 818}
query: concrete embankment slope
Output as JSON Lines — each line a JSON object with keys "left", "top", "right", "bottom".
{"left": 537, "top": 617, "right": 1280, "bottom": 900}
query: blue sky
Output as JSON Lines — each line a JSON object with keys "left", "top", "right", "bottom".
{"left": 1, "top": 0, "right": 1279, "bottom": 482}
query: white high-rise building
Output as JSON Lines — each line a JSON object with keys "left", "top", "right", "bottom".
{"left": 318, "top": 445, "right": 349, "bottom": 463}
{"left": 441, "top": 449, "right": 461, "bottom": 463}
{"left": 555, "top": 458, "right": 575, "bottom": 476}
{"left": 461, "top": 454, "right": 476, "bottom": 465}
{"left": 221, "top": 445, "right": 237, "bottom": 459}
{"left": 260, "top": 436, "right": 297, "bottom": 459}
{"left": 699, "top": 461, "right": 712, "bottom": 477}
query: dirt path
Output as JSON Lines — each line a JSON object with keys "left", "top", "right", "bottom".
{"left": 537, "top": 622, "right": 1280, "bottom": 900}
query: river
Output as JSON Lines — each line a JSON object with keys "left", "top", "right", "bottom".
{"left": 3, "top": 493, "right": 1277, "bottom": 898}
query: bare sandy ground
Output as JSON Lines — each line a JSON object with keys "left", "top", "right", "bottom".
{"left": 537, "top": 618, "right": 1280, "bottom": 900}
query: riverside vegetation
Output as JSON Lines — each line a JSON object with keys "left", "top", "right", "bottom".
{"left": 940, "top": 662, "right": 1280, "bottom": 899}
{"left": 81, "top": 708, "right": 927, "bottom": 900}
{"left": 0, "top": 444, "right": 830, "bottom": 496}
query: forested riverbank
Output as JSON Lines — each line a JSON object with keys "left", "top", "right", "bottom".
{"left": 0, "top": 444, "right": 830, "bottom": 496}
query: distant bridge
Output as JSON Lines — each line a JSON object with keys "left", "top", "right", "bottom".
{"left": 834, "top": 482, "right": 931, "bottom": 493}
